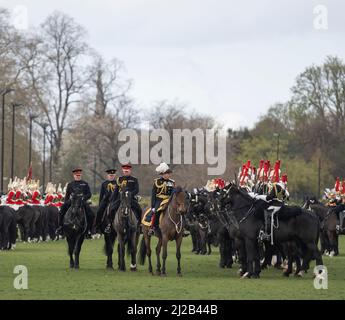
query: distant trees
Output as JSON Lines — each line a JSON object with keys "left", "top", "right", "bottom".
{"left": 1, "top": 6, "right": 344, "bottom": 198}
{"left": 235, "top": 57, "right": 345, "bottom": 198}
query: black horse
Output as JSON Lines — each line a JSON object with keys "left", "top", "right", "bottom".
{"left": 221, "top": 183, "right": 323, "bottom": 278}
{"left": 0, "top": 206, "right": 17, "bottom": 250}
{"left": 15, "top": 205, "right": 40, "bottom": 242}
{"left": 101, "top": 203, "right": 117, "bottom": 269}
{"left": 303, "top": 197, "right": 339, "bottom": 256}
{"left": 112, "top": 190, "right": 139, "bottom": 271}
{"left": 63, "top": 191, "right": 88, "bottom": 269}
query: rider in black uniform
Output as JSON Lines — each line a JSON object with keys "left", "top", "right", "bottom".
{"left": 104, "top": 164, "right": 142, "bottom": 233}
{"left": 56, "top": 168, "right": 94, "bottom": 235}
{"left": 95, "top": 169, "right": 117, "bottom": 231}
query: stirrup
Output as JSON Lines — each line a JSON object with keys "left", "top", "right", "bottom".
{"left": 56, "top": 226, "right": 63, "bottom": 235}
{"left": 258, "top": 230, "right": 270, "bottom": 241}
{"left": 104, "top": 224, "right": 112, "bottom": 234}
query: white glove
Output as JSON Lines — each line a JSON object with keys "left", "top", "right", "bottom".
{"left": 151, "top": 208, "right": 156, "bottom": 213}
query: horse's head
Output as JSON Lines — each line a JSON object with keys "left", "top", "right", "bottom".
{"left": 171, "top": 186, "right": 188, "bottom": 214}
{"left": 119, "top": 190, "right": 132, "bottom": 217}
{"left": 221, "top": 182, "right": 252, "bottom": 210}
{"left": 70, "top": 190, "right": 84, "bottom": 208}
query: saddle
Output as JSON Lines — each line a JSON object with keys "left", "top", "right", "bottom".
{"left": 142, "top": 198, "right": 170, "bottom": 227}
{"left": 261, "top": 203, "right": 302, "bottom": 244}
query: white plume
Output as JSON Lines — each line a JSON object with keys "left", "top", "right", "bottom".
{"left": 156, "top": 162, "right": 170, "bottom": 174}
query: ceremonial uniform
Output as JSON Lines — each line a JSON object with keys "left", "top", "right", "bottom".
{"left": 147, "top": 176, "right": 175, "bottom": 228}
{"left": 57, "top": 169, "right": 94, "bottom": 234}
{"left": 103, "top": 164, "right": 141, "bottom": 233}
{"left": 95, "top": 169, "right": 118, "bottom": 227}
{"left": 110, "top": 175, "right": 141, "bottom": 220}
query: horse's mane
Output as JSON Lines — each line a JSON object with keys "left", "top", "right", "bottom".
{"left": 168, "top": 186, "right": 184, "bottom": 204}
{"left": 235, "top": 186, "right": 253, "bottom": 202}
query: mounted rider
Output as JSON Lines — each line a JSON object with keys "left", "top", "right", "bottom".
{"left": 95, "top": 168, "right": 118, "bottom": 231}
{"left": 104, "top": 163, "right": 141, "bottom": 234}
{"left": 147, "top": 162, "right": 175, "bottom": 235}
{"left": 243, "top": 160, "right": 289, "bottom": 242}
{"left": 329, "top": 178, "right": 345, "bottom": 233}
{"left": 56, "top": 168, "right": 94, "bottom": 236}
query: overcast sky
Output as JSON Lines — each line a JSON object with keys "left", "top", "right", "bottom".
{"left": 2, "top": 0, "right": 345, "bottom": 129}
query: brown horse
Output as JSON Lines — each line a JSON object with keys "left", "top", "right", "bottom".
{"left": 138, "top": 186, "right": 188, "bottom": 276}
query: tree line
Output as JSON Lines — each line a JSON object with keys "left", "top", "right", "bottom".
{"left": 0, "top": 8, "right": 342, "bottom": 198}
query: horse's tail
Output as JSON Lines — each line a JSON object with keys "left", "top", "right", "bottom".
{"left": 138, "top": 236, "right": 146, "bottom": 265}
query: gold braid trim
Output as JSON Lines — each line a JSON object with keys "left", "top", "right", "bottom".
{"left": 155, "top": 178, "right": 167, "bottom": 196}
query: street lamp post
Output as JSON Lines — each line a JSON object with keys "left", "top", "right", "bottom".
{"left": 1, "top": 88, "right": 14, "bottom": 192}
{"left": 49, "top": 129, "right": 56, "bottom": 182}
{"left": 11, "top": 103, "right": 23, "bottom": 180}
{"left": 29, "top": 113, "right": 38, "bottom": 167}
{"left": 36, "top": 122, "right": 49, "bottom": 192}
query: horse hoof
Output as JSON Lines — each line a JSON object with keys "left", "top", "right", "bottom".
{"left": 131, "top": 267, "right": 137, "bottom": 272}
{"left": 106, "top": 266, "right": 114, "bottom": 270}
{"left": 296, "top": 271, "right": 304, "bottom": 277}
{"left": 241, "top": 272, "right": 251, "bottom": 279}
{"left": 237, "top": 269, "right": 244, "bottom": 276}
{"left": 252, "top": 274, "right": 260, "bottom": 279}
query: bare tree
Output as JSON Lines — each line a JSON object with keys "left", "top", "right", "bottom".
{"left": 20, "top": 11, "right": 88, "bottom": 165}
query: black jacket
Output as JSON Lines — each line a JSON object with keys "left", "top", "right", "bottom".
{"left": 109, "top": 175, "right": 139, "bottom": 203}
{"left": 64, "top": 180, "right": 92, "bottom": 203}
{"left": 99, "top": 180, "right": 117, "bottom": 206}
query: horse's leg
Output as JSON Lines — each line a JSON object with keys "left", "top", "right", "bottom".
{"left": 105, "top": 233, "right": 115, "bottom": 269}
{"left": 74, "top": 235, "right": 85, "bottom": 269}
{"left": 327, "top": 230, "right": 337, "bottom": 256}
{"left": 242, "top": 239, "right": 256, "bottom": 279}
{"left": 237, "top": 238, "right": 247, "bottom": 276}
{"left": 261, "top": 243, "right": 272, "bottom": 269}
{"left": 144, "top": 231, "right": 153, "bottom": 274}
{"left": 176, "top": 235, "right": 183, "bottom": 276}
{"left": 67, "top": 237, "right": 75, "bottom": 268}
{"left": 283, "top": 244, "right": 293, "bottom": 277}
{"left": 313, "top": 243, "right": 323, "bottom": 270}
{"left": 219, "top": 237, "right": 226, "bottom": 268}
{"left": 334, "top": 234, "right": 339, "bottom": 256}
{"left": 161, "top": 234, "right": 169, "bottom": 276}
{"left": 225, "top": 239, "right": 233, "bottom": 268}
{"left": 130, "top": 232, "right": 137, "bottom": 271}
{"left": 117, "top": 234, "right": 125, "bottom": 271}
{"left": 191, "top": 228, "right": 198, "bottom": 252}
{"left": 320, "top": 231, "right": 326, "bottom": 255}
{"left": 207, "top": 237, "right": 212, "bottom": 255}
{"left": 155, "top": 236, "right": 162, "bottom": 275}
{"left": 299, "top": 244, "right": 313, "bottom": 276}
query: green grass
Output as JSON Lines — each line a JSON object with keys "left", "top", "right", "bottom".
{"left": 0, "top": 236, "right": 344, "bottom": 300}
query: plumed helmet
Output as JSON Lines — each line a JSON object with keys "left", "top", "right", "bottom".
{"left": 155, "top": 162, "right": 172, "bottom": 174}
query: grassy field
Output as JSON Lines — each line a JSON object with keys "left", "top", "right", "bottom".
{"left": 0, "top": 235, "right": 344, "bottom": 300}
